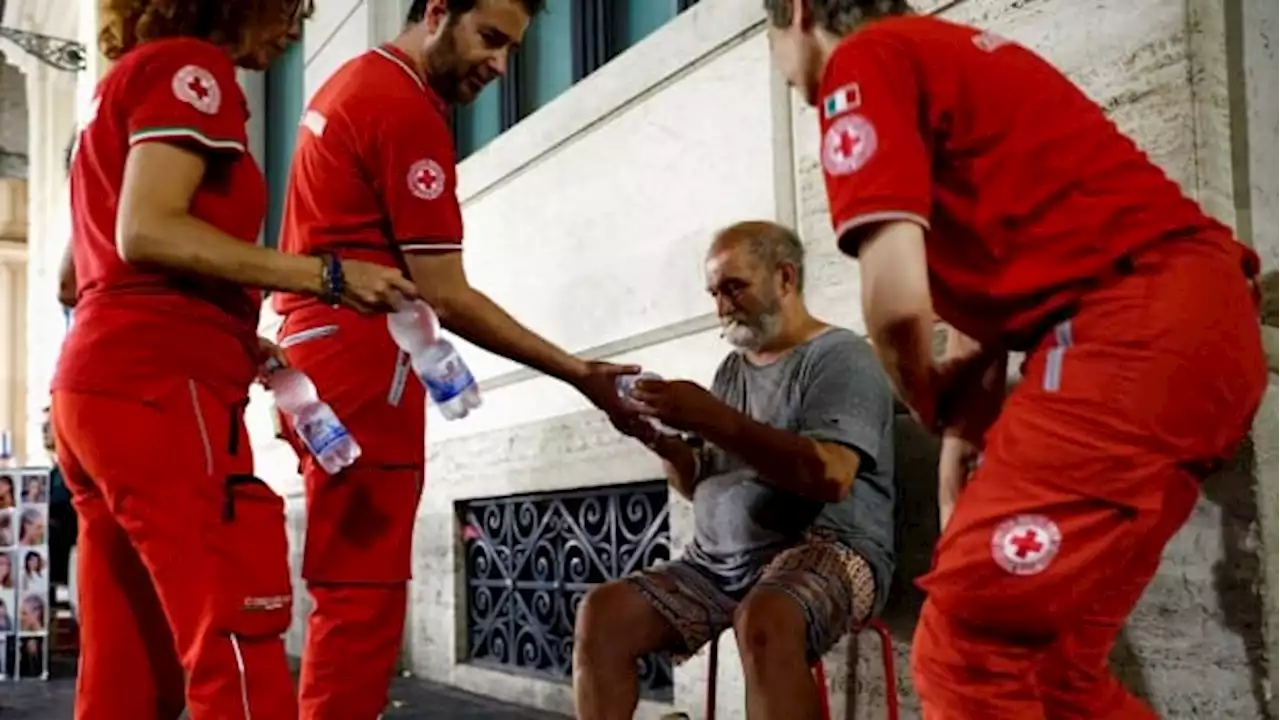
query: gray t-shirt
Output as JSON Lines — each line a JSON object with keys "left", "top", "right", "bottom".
{"left": 683, "top": 327, "right": 897, "bottom": 614}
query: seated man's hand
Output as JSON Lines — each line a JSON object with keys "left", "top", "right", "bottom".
{"left": 610, "top": 410, "right": 665, "bottom": 449}
{"left": 630, "top": 379, "right": 727, "bottom": 435}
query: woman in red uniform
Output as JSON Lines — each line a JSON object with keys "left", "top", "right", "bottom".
{"left": 52, "top": 2, "right": 418, "bottom": 718}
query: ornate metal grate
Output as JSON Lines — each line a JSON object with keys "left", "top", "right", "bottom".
{"left": 460, "top": 481, "right": 673, "bottom": 699}
{"left": 0, "top": 26, "right": 86, "bottom": 72}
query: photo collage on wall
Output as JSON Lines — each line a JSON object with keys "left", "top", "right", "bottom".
{"left": 0, "top": 469, "right": 50, "bottom": 680}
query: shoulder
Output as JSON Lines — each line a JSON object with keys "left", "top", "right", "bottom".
{"left": 377, "top": 89, "right": 450, "bottom": 137}
{"left": 336, "top": 51, "right": 447, "bottom": 128}
{"left": 802, "top": 328, "right": 890, "bottom": 387}
{"left": 806, "top": 327, "right": 872, "bottom": 362}
{"left": 127, "top": 37, "right": 238, "bottom": 76}
{"left": 711, "top": 351, "right": 744, "bottom": 391}
{"left": 311, "top": 51, "right": 378, "bottom": 107}
{"left": 824, "top": 16, "right": 971, "bottom": 75}
{"left": 826, "top": 17, "right": 921, "bottom": 63}
{"left": 857, "top": 15, "right": 975, "bottom": 45}
{"left": 117, "top": 38, "right": 242, "bottom": 102}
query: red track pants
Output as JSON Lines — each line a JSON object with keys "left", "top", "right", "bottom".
{"left": 279, "top": 310, "right": 427, "bottom": 720}
{"left": 53, "top": 382, "right": 296, "bottom": 720}
{"left": 911, "top": 236, "right": 1266, "bottom": 719}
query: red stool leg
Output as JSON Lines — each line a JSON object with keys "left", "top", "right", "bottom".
{"left": 705, "top": 635, "right": 719, "bottom": 720}
{"left": 812, "top": 659, "right": 832, "bottom": 720}
{"left": 869, "top": 620, "right": 899, "bottom": 720}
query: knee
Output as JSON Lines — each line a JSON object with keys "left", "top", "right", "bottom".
{"left": 732, "top": 589, "right": 806, "bottom": 668}
{"left": 574, "top": 581, "right": 635, "bottom": 663}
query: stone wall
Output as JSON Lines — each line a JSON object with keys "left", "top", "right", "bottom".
{"left": 243, "top": 0, "right": 1280, "bottom": 718}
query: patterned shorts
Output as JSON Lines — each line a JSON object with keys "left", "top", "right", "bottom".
{"left": 627, "top": 533, "right": 877, "bottom": 663}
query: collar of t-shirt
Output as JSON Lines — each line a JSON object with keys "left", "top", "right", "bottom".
{"left": 373, "top": 43, "right": 448, "bottom": 117}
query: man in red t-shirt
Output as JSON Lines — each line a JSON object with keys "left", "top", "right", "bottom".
{"left": 272, "top": 1, "right": 638, "bottom": 716}
{"left": 763, "top": 1, "right": 1265, "bottom": 717}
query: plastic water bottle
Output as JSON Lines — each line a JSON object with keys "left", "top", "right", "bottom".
{"left": 269, "top": 366, "right": 361, "bottom": 474}
{"left": 387, "top": 301, "right": 481, "bottom": 420}
{"left": 615, "top": 371, "right": 678, "bottom": 436}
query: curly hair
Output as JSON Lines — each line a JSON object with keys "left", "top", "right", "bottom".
{"left": 763, "top": 0, "right": 912, "bottom": 35}
{"left": 100, "top": 0, "right": 314, "bottom": 65}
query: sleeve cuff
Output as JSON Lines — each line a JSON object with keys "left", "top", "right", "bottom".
{"left": 398, "top": 240, "right": 462, "bottom": 255}
{"left": 833, "top": 209, "right": 930, "bottom": 256}
{"left": 804, "top": 424, "right": 882, "bottom": 473}
{"left": 129, "top": 127, "right": 246, "bottom": 153}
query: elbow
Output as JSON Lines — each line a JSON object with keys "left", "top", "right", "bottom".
{"left": 423, "top": 283, "right": 473, "bottom": 326}
{"left": 430, "top": 293, "right": 460, "bottom": 325}
{"left": 116, "top": 209, "right": 177, "bottom": 266}
{"left": 57, "top": 269, "right": 77, "bottom": 308}
{"left": 116, "top": 223, "right": 158, "bottom": 265}
{"left": 868, "top": 307, "right": 932, "bottom": 351}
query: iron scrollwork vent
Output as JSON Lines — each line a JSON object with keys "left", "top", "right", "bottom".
{"left": 459, "top": 481, "right": 673, "bottom": 700}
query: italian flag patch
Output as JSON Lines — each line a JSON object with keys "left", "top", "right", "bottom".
{"left": 823, "top": 83, "right": 862, "bottom": 120}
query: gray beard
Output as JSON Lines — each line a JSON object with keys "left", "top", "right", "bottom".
{"left": 722, "top": 311, "right": 783, "bottom": 351}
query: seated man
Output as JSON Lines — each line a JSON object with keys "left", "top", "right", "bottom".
{"left": 573, "top": 221, "right": 898, "bottom": 720}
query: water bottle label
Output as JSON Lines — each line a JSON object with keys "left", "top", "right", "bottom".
{"left": 297, "top": 416, "right": 351, "bottom": 457}
{"left": 422, "top": 356, "right": 477, "bottom": 404}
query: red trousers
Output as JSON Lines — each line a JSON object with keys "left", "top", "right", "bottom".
{"left": 912, "top": 236, "right": 1266, "bottom": 719}
{"left": 53, "top": 382, "right": 296, "bottom": 720}
{"left": 279, "top": 308, "right": 427, "bottom": 720}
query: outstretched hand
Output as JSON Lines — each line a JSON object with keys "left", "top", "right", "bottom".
{"left": 572, "top": 361, "right": 645, "bottom": 432}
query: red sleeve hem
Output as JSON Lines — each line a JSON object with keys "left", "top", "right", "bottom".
{"left": 832, "top": 203, "right": 930, "bottom": 257}
{"left": 398, "top": 239, "right": 462, "bottom": 255}
{"left": 128, "top": 126, "right": 246, "bottom": 154}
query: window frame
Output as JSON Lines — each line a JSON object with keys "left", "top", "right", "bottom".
{"left": 453, "top": 0, "right": 699, "bottom": 159}
{"left": 262, "top": 35, "right": 306, "bottom": 249}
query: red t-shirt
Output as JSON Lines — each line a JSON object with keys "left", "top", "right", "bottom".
{"left": 272, "top": 44, "right": 463, "bottom": 317}
{"left": 819, "top": 16, "right": 1251, "bottom": 347}
{"left": 54, "top": 38, "right": 266, "bottom": 404}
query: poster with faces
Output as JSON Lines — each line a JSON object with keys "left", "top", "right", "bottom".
{"left": 4, "top": 470, "right": 49, "bottom": 681}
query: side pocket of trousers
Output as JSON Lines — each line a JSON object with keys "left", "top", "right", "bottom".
{"left": 214, "top": 475, "right": 294, "bottom": 638}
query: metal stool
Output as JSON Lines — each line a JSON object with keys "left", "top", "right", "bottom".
{"left": 703, "top": 618, "right": 898, "bottom": 720}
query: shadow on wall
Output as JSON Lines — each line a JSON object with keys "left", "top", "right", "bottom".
{"left": 1201, "top": 438, "right": 1270, "bottom": 716}
{"left": 874, "top": 415, "right": 1269, "bottom": 719}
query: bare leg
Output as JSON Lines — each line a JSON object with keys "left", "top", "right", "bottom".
{"left": 573, "top": 579, "right": 684, "bottom": 720}
{"left": 735, "top": 588, "right": 822, "bottom": 720}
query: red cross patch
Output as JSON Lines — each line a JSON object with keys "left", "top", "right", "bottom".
{"left": 171, "top": 65, "right": 221, "bottom": 115}
{"left": 407, "top": 158, "right": 445, "bottom": 201}
{"left": 990, "top": 515, "right": 1061, "bottom": 575}
{"left": 821, "top": 114, "right": 878, "bottom": 176}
